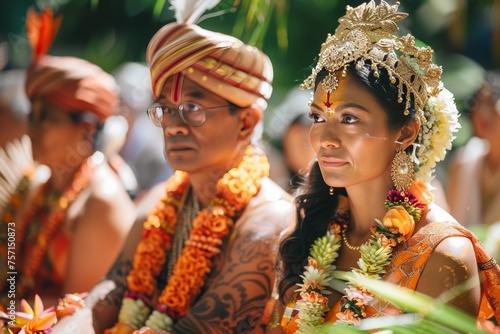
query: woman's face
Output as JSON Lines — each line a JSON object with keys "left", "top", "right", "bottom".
{"left": 309, "top": 74, "right": 401, "bottom": 189}
{"left": 28, "top": 101, "right": 92, "bottom": 170}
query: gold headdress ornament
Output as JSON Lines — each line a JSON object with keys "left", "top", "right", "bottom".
{"left": 301, "top": 0, "right": 461, "bottom": 183}
{"left": 301, "top": 0, "right": 442, "bottom": 120}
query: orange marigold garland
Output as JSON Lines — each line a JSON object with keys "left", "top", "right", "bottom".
{"left": 107, "top": 145, "right": 269, "bottom": 333}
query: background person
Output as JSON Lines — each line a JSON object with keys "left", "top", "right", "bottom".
{"left": 112, "top": 62, "right": 173, "bottom": 200}
{"left": 0, "top": 8, "right": 135, "bottom": 308}
{"left": 446, "top": 69, "right": 500, "bottom": 227}
{"left": 0, "top": 68, "right": 29, "bottom": 148}
{"left": 266, "top": 86, "right": 315, "bottom": 194}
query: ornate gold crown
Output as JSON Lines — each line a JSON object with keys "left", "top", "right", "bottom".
{"left": 301, "top": 0, "right": 442, "bottom": 119}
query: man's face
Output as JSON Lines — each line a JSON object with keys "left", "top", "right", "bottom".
{"left": 154, "top": 76, "right": 245, "bottom": 177}
{"left": 28, "top": 100, "right": 91, "bottom": 170}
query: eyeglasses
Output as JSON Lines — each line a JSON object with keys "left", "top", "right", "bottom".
{"left": 147, "top": 101, "right": 233, "bottom": 127}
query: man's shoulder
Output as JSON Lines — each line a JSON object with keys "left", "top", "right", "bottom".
{"left": 235, "top": 177, "right": 295, "bottom": 236}
{"left": 248, "top": 177, "right": 295, "bottom": 215}
{"left": 253, "top": 177, "right": 294, "bottom": 205}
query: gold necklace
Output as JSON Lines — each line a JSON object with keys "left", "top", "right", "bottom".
{"left": 341, "top": 228, "right": 361, "bottom": 251}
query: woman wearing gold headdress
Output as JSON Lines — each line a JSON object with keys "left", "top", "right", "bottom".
{"left": 273, "top": 1, "right": 500, "bottom": 332}
{"left": 0, "top": 8, "right": 135, "bottom": 307}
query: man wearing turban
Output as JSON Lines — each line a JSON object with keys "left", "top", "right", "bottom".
{"left": 0, "top": 8, "right": 136, "bottom": 309}
{"left": 51, "top": 5, "right": 294, "bottom": 334}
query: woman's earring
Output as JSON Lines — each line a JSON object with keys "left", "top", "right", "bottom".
{"left": 391, "top": 150, "right": 414, "bottom": 193}
{"left": 329, "top": 187, "right": 334, "bottom": 196}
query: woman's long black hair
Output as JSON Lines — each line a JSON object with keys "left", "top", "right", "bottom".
{"left": 277, "top": 60, "right": 419, "bottom": 301}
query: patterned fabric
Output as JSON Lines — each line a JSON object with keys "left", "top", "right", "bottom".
{"left": 380, "top": 221, "right": 500, "bottom": 321}
{"left": 25, "top": 56, "right": 118, "bottom": 121}
{"left": 146, "top": 23, "right": 273, "bottom": 109}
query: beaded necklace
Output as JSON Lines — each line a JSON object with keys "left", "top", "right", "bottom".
{"left": 14, "top": 152, "right": 102, "bottom": 297}
{"left": 106, "top": 145, "right": 269, "bottom": 333}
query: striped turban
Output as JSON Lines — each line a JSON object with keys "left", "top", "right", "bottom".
{"left": 146, "top": 23, "right": 273, "bottom": 110}
{"left": 25, "top": 56, "right": 118, "bottom": 121}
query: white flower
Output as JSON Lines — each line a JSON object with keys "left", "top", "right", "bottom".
{"left": 296, "top": 228, "right": 342, "bottom": 332}
{"left": 415, "top": 85, "right": 461, "bottom": 183}
{"left": 296, "top": 267, "right": 332, "bottom": 294}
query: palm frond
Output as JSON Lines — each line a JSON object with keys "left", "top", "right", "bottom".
{"left": 321, "top": 276, "right": 491, "bottom": 333}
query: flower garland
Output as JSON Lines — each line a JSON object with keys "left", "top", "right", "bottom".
{"left": 13, "top": 152, "right": 102, "bottom": 297}
{"left": 106, "top": 145, "right": 269, "bottom": 333}
{"left": 415, "top": 86, "right": 461, "bottom": 183}
{"left": 293, "top": 182, "right": 430, "bottom": 332}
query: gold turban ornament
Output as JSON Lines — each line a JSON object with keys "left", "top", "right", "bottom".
{"left": 25, "top": 8, "right": 118, "bottom": 121}
{"left": 301, "top": 0, "right": 461, "bottom": 183}
{"left": 146, "top": 0, "right": 273, "bottom": 110}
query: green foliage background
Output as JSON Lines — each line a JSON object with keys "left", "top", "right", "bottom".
{"left": 1, "top": 0, "right": 498, "bottom": 146}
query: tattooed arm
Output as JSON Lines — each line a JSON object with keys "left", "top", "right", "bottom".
{"left": 172, "top": 192, "right": 294, "bottom": 334}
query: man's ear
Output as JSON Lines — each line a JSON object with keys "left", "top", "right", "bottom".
{"left": 237, "top": 104, "right": 262, "bottom": 141}
{"left": 397, "top": 119, "right": 420, "bottom": 149}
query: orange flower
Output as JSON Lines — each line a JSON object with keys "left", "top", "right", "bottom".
{"left": 379, "top": 234, "right": 397, "bottom": 247}
{"left": 166, "top": 171, "right": 188, "bottom": 194}
{"left": 143, "top": 228, "right": 171, "bottom": 246}
{"left": 127, "top": 269, "right": 156, "bottom": 295}
{"left": 14, "top": 294, "right": 57, "bottom": 334}
{"left": 330, "top": 223, "right": 342, "bottom": 236}
{"left": 104, "top": 321, "right": 136, "bottom": 334}
{"left": 164, "top": 293, "right": 188, "bottom": 315}
{"left": 133, "top": 327, "right": 171, "bottom": 334}
{"left": 204, "top": 213, "right": 231, "bottom": 235}
{"left": 336, "top": 309, "right": 356, "bottom": 322}
{"left": 307, "top": 258, "right": 319, "bottom": 269}
{"left": 300, "top": 292, "right": 329, "bottom": 307}
{"left": 382, "top": 206, "right": 415, "bottom": 239}
{"left": 408, "top": 181, "right": 434, "bottom": 205}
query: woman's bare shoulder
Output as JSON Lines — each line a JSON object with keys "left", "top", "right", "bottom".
{"left": 424, "top": 202, "right": 458, "bottom": 225}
